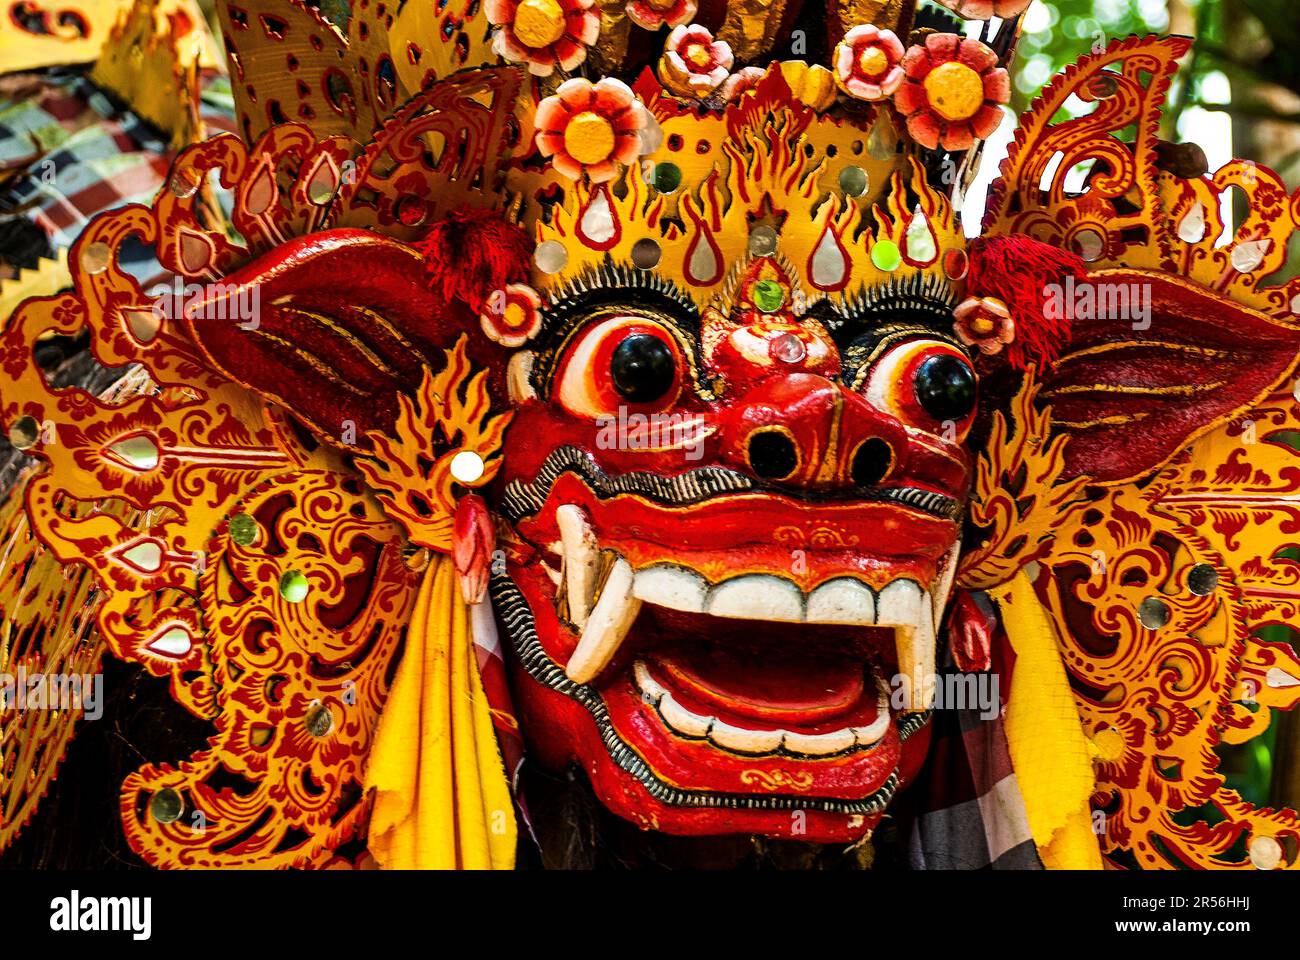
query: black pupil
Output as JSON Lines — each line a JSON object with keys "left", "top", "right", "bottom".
{"left": 610, "top": 333, "right": 675, "bottom": 404}
{"left": 914, "top": 354, "right": 976, "bottom": 422}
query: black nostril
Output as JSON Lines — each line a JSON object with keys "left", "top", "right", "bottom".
{"left": 748, "top": 429, "right": 799, "bottom": 481}
{"left": 852, "top": 438, "right": 893, "bottom": 487}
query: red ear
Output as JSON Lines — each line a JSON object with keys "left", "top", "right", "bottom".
{"left": 181, "top": 228, "right": 500, "bottom": 447}
{"left": 1039, "top": 268, "right": 1300, "bottom": 483}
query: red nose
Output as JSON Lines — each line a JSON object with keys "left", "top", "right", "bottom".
{"left": 719, "top": 374, "right": 909, "bottom": 492}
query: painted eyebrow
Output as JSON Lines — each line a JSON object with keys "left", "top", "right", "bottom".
{"left": 541, "top": 262, "right": 698, "bottom": 325}
{"left": 840, "top": 324, "right": 972, "bottom": 392}
{"left": 529, "top": 271, "right": 703, "bottom": 397}
{"left": 827, "top": 274, "right": 959, "bottom": 341}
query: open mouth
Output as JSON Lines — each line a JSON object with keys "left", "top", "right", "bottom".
{"left": 497, "top": 476, "right": 957, "bottom": 818}
{"left": 493, "top": 569, "right": 927, "bottom": 814}
{"left": 546, "top": 501, "right": 958, "bottom": 716}
{"left": 492, "top": 442, "right": 963, "bottom": 835}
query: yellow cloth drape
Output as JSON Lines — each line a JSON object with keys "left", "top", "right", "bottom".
{"left": 364, "top": 555, "right": 517, "bottom": 869}
{"left": 995, "top": 569, "right": 1103, "bottom": 870}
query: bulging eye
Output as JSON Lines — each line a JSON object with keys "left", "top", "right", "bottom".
{"left": 863, "top": 339, "right": 977, "bottom": 436}
{"left": 914, "top": 354, "right": 976, "bottom": 421}
{"left": 610, "top": 333, "right": 675, "bottom": 403}
{"left": 554, "top": 316, "right": 684, "bottom": 418}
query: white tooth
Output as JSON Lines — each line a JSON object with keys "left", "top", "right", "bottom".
{"left": 782, "top": 727, "right": 858, "bottom": 756}
{"left": 805, "top": 578, "right": 876, "bottom": 624}
{"left": 659, "top": 693, "right": 713, "bottom": 738}
{"left": 876, "top": 578, "right": 923, "bottom": 626}
{"left": 633, "top": 564, "right": 707, "bottom": 613}
{"left": 894, "top": 598, "right": 937, "bottom": 713}
{"left": 878, "top": 579, "right": 935, "bottom": 712}
{"left": 708, "top": 718, "right": 784, "bottom": 754}
{"left": 556, "top": 504, "right": 600, "bottom": 628}
{"left": 931, "top": 539, "right": 961, "bottom": 627}
{"left": 707, "top": 575, "right": 804, "bottom": 622}
{"left": 633, "top": 660, "right": 665, "bottom": 702}
{"left": 565, "top": 558, "right": 641, "bottom": 684}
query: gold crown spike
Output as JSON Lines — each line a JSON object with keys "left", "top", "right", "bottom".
{"left": 521, "top": 67, "right": 959, "bottom": 310}
{"left": 714, "top": 0, "right": 799, "bottom": 63}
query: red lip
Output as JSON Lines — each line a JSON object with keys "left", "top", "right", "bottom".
{"left": 602, "top": 680, "right": 902, "bottom": 800}
{"left": 514, "top": 472, "right": 955, "bottom": 593}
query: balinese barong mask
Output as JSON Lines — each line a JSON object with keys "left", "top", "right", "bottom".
{"left": 4, "top": 0, "right": 1300, "bottom": 868}
{"left": 493, "top": 70, "right": 995, "bottom": 838}
{"left": 498, "top": 202, "right": 970, "bottom": 839}
{"left": 184, "top": 75, "right": 983, "bottom": 842}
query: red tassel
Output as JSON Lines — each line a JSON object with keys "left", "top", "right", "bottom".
{"left": 413, "top": 207, "right": 533, "bottom": 313}
{"left": 967, "top": 235, "right": 1087, "bottom": 371}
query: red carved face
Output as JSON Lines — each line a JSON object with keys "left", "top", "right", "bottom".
{"left": 493, "top": 257, "right": 975, "bottom": 841}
